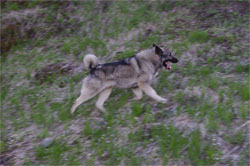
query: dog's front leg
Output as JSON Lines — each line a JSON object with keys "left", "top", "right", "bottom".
{"left": 132, "top": 88, "right": 143, "bottom": 100}
{"left": 138, "top": 82, "right": 167, "bottom": 103}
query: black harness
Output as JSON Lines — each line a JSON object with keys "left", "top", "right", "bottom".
{"left": 89, "top": 55, "right": 163, "bottom": 76}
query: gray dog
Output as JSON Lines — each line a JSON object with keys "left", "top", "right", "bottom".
{"left": 71, "top": 44, "right": 178, "bottom": 114}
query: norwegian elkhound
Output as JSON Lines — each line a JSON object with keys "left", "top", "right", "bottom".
{"left": 71, "top": 44, "right": 178, "bottom": 114}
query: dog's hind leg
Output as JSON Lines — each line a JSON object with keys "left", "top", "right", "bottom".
{"left": 138, "top": 82, "right": 167, "bottom": 103}
{"left": 71, "top": 91, "right": 98, "bottom": 115}
{"left": 95, "top": 88, "right": 112, "bottom": 112}
{"left": 132, "top": 88, "right": 143, "bottom": 100}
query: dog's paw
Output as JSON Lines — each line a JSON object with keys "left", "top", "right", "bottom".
{"left": 70, "top": 108, "right": 75, "bottom": 115}
{"left": 158, "top": 98, "right": 168, "bottom": 103}
{"left": 132, "top": 97, "right": 142, "bottom": 101}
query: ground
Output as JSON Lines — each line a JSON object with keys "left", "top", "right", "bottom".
{"left": 0, "top": 1, "right": 249, "bottom": 166}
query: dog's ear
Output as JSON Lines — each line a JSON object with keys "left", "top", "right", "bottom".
{"left": 153, "top": 44, "right": 163, "bottom": 56}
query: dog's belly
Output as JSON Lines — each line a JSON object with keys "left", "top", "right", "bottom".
{"left": 115, "top": 79, "right": 138, "bottom": 89}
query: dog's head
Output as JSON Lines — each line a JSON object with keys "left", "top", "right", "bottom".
{"left": 153, "top": 44, "right": 178, "bottom": 70}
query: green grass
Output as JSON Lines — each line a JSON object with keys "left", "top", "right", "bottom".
{"left": 1, "top": 1, "right": 249, "bottom": 165}
{"left": 211, "top": 35, "right": 235, "bottom": 45}
{"left": 131, "top": 102, "right": 144, "bottom": 117}
{"left": 37, "top": 128, "right": 49, "bottom": 139}
{"left": 234, "top": 64, "right": 250, "bottom": 73}
{"left": 115, "top": 49, "right": 135, "bottom": 60}
{"left": 139, "top": 34, "right": 162, "bottom": 49}
{"left": 34, "top": 140, "right": 76, "bottom": 165}
{"left": 204, "top": 76, "right": 219, "bottom": 90}
{"left": 4, "top": 2, "right": 19, "bottom": 11}
{"left": 189, "top": 31, "right": 209, "bottom": 43}
{"left": 151, "top": 125, "right": 218, "bottom": 164}
{"left": 224, "top": 130, "right": 246, "bottom": 145}
{"left": 229, "top": 81, "right": 250, "bottom": 101}
{"left": 188, "top": 130, "right": 218, "bottom": 165}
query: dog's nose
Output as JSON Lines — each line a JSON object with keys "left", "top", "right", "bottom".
{"left": 172, "top": 58, "right": 178, "bottom": 63}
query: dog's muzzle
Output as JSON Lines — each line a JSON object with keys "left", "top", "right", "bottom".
{"left": 163, "top": 58, "right": 178, "bottom": 70}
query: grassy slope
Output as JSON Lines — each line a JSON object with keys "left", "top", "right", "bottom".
{"left": 1, "top": 1, "right": 249, "bottom": 166}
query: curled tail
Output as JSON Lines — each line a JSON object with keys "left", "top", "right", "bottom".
{"left": 83, "top": 54, "right": 98, "bottom": 71}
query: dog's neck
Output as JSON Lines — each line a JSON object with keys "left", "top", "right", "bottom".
{"left": 136, "top": 49, "right": 162, "bottom": 72}
{"left": 137, "top": 49, "right": 160, "bottom": 59}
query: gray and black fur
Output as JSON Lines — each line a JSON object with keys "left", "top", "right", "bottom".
{"left": 71, "top": 44, "right": 178, "bottom": 114}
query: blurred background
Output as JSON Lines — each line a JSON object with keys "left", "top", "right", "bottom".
{"left": 1, "top": 1, "right": 249, "bottom": 165}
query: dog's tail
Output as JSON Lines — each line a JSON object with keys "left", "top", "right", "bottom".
{"left": 83, "top": 54, "right": 98, "bottom": 71}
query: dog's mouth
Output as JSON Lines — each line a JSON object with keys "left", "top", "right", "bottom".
{"left": 163, "top": 61, "right": 171, "bottom": 70}
{"left": 163, "top": 57, "right": 178, "bottom": 70}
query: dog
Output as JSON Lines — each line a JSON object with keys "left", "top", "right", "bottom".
{"left": 71, "top": 44, "right": 178, "bottom": 114}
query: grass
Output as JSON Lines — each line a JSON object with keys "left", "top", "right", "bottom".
{"left": 34, "top": 140, "right": 76, "bottom": 165}
{"left": 234, "top": 64, "right": 249, "bottom": 73}
{"left": 151, "top": 125, "right": 218, "bottom": 164}
{"left": 1, "top": 1, "right": 249, "bottom": 165}
{"left": 229, "top": 81, "right": 250, "bottom": 101}
{"left": 189, "top": 31, "right": 209, "bottom": 43}
{"left": 224, "top": 130, "right": 246, "bottom": 145}
{"left": 4, "top": 2, "right": 19, "bottom": 11}
{"left": 115, "top": 49, "right": 135, "bottom": 60}
{"left": 188, "top": 131, "right": 218, "bottom": 165}
{"left": 131, "top": 102, "right": 144, "bottom": 117}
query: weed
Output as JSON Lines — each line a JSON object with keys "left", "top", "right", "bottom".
{"left": 118, "top": 1, "right": 130, "bottom": 14}
{"left": 200, "top": 66, "right": 213, "bottom": 77}
{"left": 206, "top": 109, "right": 218, "bottom": 132}
{"left": 188, "top": 130, "right": 217, "bottom": 165}
{"left": 37, "top": 128, "right": 49, "bottom": 139}
{"left": 174, "top": 92, "right": 185, "bottom": 105}
{"left": 128, "top": 156, "right": 144, "bottom": 166}
{"left": 131, "top": 102, "right": 144, "bottom": 117}
{"left": 230, "top": 81, "right": 250, "bottom": 101}
{"left": 61, "top": 38, "right": 76, "bottom": 54}
{"left": 200, "top": 100, "right": 213, "bottom": 116}
{"left": 157, "top": 1, "right": 173, "bottom": 11}
{"left": 142, "top": 105, "right": 154, "bottom": 124}
{"left": 83, "top": 120, "right": 92, "bottom": 137}
{"left": 234, "top": 64, "right": 249, "bottom": 73}
{"left": 128, "top": 5, "right": 147, "bottom": 29}
{"left": 189, "top": 31, "right": 209, "bottom": 43}
{"left": 185, "top": 105, "right": 196, "bottom": 117}
{"left": 0, "top": 85, "right": 9, "bottom": 101}
{"left": 239, "top": 105, "right": 247, "bottom": 120}
{"left": 224, "top": 130, "right": 245, "bottom": 145}
{"left": 35, "top": 141, "right": 70, "bottom": 165}
{"left": 140, "top": 35, "right": 161, "bottom": 49}
{"left": 238, "top": 148, "right": 250, "bottom": 166}
{"left": 151, "top": 125, "right": 188, "bottom": 158}
{"left": 5, "top": 2, "right": 19, "bottom": 11}
{"left": 203, "top": 76, "right": 219, "bottom": 90}
{"left": 216, "top": 103, "right": 234, "bottom": 126}
{"left": 115, "top": 50, "right": 135, "bottom": 60}
{"left": 50, "top": 101, "right": 72, "bottom": 123}
{"left": 0, "top": 141, "right": 7, "bottom": 153}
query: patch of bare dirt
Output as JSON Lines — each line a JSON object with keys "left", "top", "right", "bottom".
{"left": 170, "top": 114, "right": 199, "bottom": 135}
{"left": 1, "top": 2, "right": 82, "bottom": 54}
{"left": 183, "top": 86, "right": 219, "bottom": 104}
{"left": 34, "top": 62, "right": 76, "bottom": 83}
{"left": 107, "top": 23, "right": 158, "bottom": 59}
{"left": 193, "top": 1, "right": 249, "bottom": 28}
{"left": 0, "top": 125, "right": 40, "bottom": 165}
